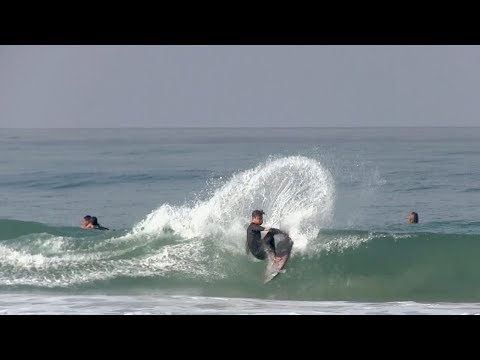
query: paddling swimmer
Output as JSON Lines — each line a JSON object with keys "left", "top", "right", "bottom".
{"left": 246, "top": 210, "right": 283, "bottom": 266}
{"left": 81, "top": 215, "right": 94, "bottom": 229}
{"left": 80, "top": 215, "right": 109, "bottom": 230}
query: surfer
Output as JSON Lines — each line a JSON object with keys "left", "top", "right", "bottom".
{"left": 81, "top": 215, "right": 94, "bottom": 229}
{"left": 246, "top": 210, "right": 283, "bottom": 266}
{"left": 80, "top": 215, "right": 109, "bottom": 230}
{"left": 407, "top": 211, "right": 418, "bottom": 224}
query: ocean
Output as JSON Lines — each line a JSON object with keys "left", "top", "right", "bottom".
{"left": 1, "top": 127, "right": 480, "bottom": 314}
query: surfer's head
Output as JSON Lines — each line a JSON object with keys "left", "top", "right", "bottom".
{"left": 407, "top": 212, "right": 418, "bottom": 224}
{"left": 251, "top": 210, "right": 265, "bottom": 225}
{"left": 81, "top": 215, "right": 92, "bottom": 229}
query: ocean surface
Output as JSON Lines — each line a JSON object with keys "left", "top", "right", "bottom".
{"left": 1, "top": 127, "right": 480, "bottom": 314}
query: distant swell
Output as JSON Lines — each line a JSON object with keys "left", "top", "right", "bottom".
{"left": 0, "top": 170, "right": 213, "bottom": 189}
{"left": 464, "top": 188, "right": 480, "bottom": 193}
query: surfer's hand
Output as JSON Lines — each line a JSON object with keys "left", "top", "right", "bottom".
{"left": 273, "top": 256, "right": 282, "bottom": 265}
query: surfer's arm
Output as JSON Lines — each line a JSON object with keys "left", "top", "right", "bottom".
{"left": 246, "top": 224, "right": 265, "bottom": 255}
{"left": 251, "top": 224, "right": 266, "bottom": 237}
{"left": 250, "top": 224, "right": 265, "bottom": 232}
{"left": 261, "top": 226, "right": 283, "bottom": 239}
{"left": 257, "top": 225, "right": 282, "bottom": 235}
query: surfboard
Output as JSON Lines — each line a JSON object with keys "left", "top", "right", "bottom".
{"left": 263, "top": 232, "right": 294, "bottom": 283}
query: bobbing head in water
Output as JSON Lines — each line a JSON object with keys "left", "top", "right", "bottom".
{"left": 81, "top": 215, "right": 109, "bottom": 230}
{"left": 81, "top": 215, "right": 93, "bottom": 229}
{"left": 407, "top": 212, "right": 419, "bottom": 224}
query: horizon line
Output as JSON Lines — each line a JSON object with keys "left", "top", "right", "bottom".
{"left": 2, "top": 126, "right": 480, "bottom": 129}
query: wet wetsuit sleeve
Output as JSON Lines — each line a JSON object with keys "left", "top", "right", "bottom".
{"left": 250, "top": 224, "right": 265, "bottom": 232}
{"left": 246, "top": 224, "right": 266, "bottom": 256}
{"left": 94, "top": 225, "right": 109, "bottom": 230}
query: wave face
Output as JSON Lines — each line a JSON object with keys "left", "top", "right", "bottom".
{"left": 2, "top": 223, "right": 480, "bottom": 302}
{"left": 2, "top": 156, "right": 480, "bottom": 302}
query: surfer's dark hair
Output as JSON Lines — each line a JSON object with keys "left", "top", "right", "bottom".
{"left": 252, "top": 210, "right": 265, "bottom": 218}
{"left": 411, "top": 212, "right": 418, "bottom": 223}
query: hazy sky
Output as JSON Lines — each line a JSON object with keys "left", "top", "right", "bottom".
{"left": 1, "top": 45, "right": 479, "bottom": 128}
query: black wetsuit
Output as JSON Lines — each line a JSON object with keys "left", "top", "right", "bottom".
{"left": 246, "top": 223, "right": 282, "bottom": 260}
{"left": 93, "top": 225, "right": 109, "bottom": 230}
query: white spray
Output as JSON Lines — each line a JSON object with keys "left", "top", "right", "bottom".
{"left": 132, "top": 156, "right": 335, "bottom": 250}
